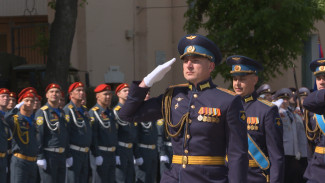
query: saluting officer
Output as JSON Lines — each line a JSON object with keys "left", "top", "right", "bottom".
{"left": 118, "top": 34, "right": 248, "bottom": 183}
{"left": 89, "top": 84, "right": 117, "bottom": 183}
{"left": 64, "top": 82, "right": 92, "bottom": 183}
{"left": 113, "top": 83, "right": 138, "bottom": 183}
{"left": 134, "top": 91, "right": 158, "bottom": 183}
{"left": 5, "top": 88, "right": 38, "bottom": 183}
{"left": 300, "top": 58, "right": 325, "bottom": 183}
{"left": 226, "top": 56, "right": 285, "bottom": 183}
{"left": 156, "top": 118, "right": 173, "bottom": 179}
{"left": 0, "top": 88, "right": 9, "bottom": 183}
{"left": 274, "top": 88, "right": 307, "bottom": 183}
{"left": 34, "top": 83, "right": 69, "bottom": 183}
{"left": 256, "top": 84, "right": 273, "bottom": 102}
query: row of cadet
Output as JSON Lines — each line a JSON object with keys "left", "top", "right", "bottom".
{"left": 0, "top": 82, "right": 173, "bottom": 183}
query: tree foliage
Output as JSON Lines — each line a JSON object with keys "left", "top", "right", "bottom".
{"left": 184, "top": 0, "right": 325, "bottom": 84}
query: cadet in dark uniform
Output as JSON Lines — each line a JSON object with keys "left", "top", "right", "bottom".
{"left": 134, "top": 91, "right": 158, "bottom": 183}
{"left": 118, "top": 34, "right": 249, "bottom": 183}
{"left": 301, "top": 58, "right": 325, "bottom": 183}
{"left": 113, "top": 83, "right": 138, "bottom": 183}
{"left": 34, "top": 83, "right": 69, "bottom": 183}
{"left": 64, "top": 82, "right": 92, "bottom": 183}
{"left": 0, "top": 88, "right": 9, "bottom": 183}
{"left": 5, "top": 88, "right": 38, "bottom": 183}
{"left": 156, "top": 118, "right": 173, "bottom": 179}
{"left": 7, "top": 91, "right": 17, "bottom": 111}
{"left": 226, "top": 56, "right": 285, "bottom": 183}
{"left": 89, "top": 84, "right": 117, "bottom": 183}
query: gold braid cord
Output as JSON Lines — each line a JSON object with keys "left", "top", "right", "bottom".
{"left": 14, "top": 115, "right": 29, "bottom": 145}
{"left": 162, "top": 88, "right": 189, "bottom": 138}
{"left": 305, "top": 110, "right": 318, "bottom": 141}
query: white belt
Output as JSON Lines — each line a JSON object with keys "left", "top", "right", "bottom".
{"left": 98, "top": 146, "right": 116, "bottom": 152}
{"left": 44, "top": 147, "right": 65, "bottom": 153}
{"left": 139, "top": 143, "right": 156, "bottom": 150}
{"left": 164, "top": 142, "right": 172, "bottom": 147}
{"left": 118, "top": 141, "right": 133, "bottom": 148}
{"left": 70, "top": 144, "right": 89, "bottom": 152}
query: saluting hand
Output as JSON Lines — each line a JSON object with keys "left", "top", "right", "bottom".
{"left": 142, "top": 58, "right": 176, "bottom": 87}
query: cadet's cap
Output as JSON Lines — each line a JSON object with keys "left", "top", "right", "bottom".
{"left": 115, "top": 83, "right": 129, "bottom": 94}
{"left": 256, "top": 84, "right": 271, "bottom": 95}
{"left": 18, "top": 88, "right": 35, "bottom": 103}
{"left": 94, "top": 84, "right": 111, "bottom": 93}
{"left": 310, "top": 58, "right": 325, "bottom": 76}
{"left": 35, "top": 94, "right": 42, "bottom": 101}
{"left": 273, "top": 88, "right": 292, "bottom": 99}
{"left": 226, "top": 55, "right": 263, "bottom": 76}
{"left": 298, "top": 87, "right": 310, "bottom": 96}
{"left": 45, "top": 83, "right": 62, "bottom": 93}
{"left": 9, "top": 92, "right": 17, "bottom": 98}
{"left": 68, "top": 82, "right": 84, "bottom": 93}
{"left": 18, "top": 87, "right": 37, "bottom": 98}
{"left": 0, "top": 88, "right": 10, "bottom": 95}
{"left": 178, "top": 34, "right": 222, "bottom": 64}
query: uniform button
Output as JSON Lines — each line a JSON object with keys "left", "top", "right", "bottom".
{"left": 191, "top": 105, "right": 195, "bottom": 109}
{"left": 186, "top": 134, "right": 190, "bottom": 139}
{"left": 184, "top": 149, "right": 189, "bottom": 154}
{"left": 193, "top": 94, "right": 198, "bottom": 98}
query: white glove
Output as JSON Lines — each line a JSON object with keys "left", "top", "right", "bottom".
{"left": 160, "top": 155, "right": 169, "bottom": 163}
{"left": 66, "top": 157, "right": 73, "bottom": 167}
{"left": 134, "top": 157, "right": 144, "bottom": 166}
{"left": 295, "top": 152, "right": 301, "bottom": 160}
{"left": 116, "top": 156, "right": 121, "bottom": 165}
{"left": 272, "top": 99, "right": 283, "bottom": 108}
{"left": 14, "top": 101, "right": 24, "bottom": 109}
{"left": 95, "top": 156, "right": 103, "bottom": 166}
{"left": 143, "top": 58, "right": 176, "bottom": 87}
{"left": 37, "top": 159, "right": 47, "bottom": 170}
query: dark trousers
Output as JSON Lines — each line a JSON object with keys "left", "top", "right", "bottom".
{"left": 135, "top": 148, "right": 158, "bottom": 183}
{"left": 10, "top": 156, "right": 37, "bottom": 183}
{"left": 90, "top": 151, "right": 116, "bottom": 183}
{"left": 0, "top": 156, "right": 7, "bottom": 183}
{"left": 66, "top": 150, "right": 89, "bottom": 183}
{"left": 247, "top": 167, "right": 267, "bottom": 183}
{"left": 39, "top": 151, "right": 66, "bottom": 183}
{"left": 285, "top": 155, "right": 308, "bottom": 183}
{"left": 116, "top": 147, "right": 134, "bottom": 183}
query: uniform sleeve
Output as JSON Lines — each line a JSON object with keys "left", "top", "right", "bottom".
{"left": 303, "top": 89, "right": 325, "bottom": 114}
{"left": 118, "top": 81, "right": 163, "bottom": 122}
{"left": 35, "top": 109, "right": 45, "bottom": 160}
{"left": 89, "top": 110, "right": 99, "bottom": 157}
{"left": 63, "top": 106, "right": 72, "bottom": 158}
{"left": 133, "top": 124, "right": 141, "bottom": 159}
{"left": 4, "top": 108, "right": 19, "bottom": 130}
{"left": 226, "top": 95, "right": 249, "bottom": 183}
{"left": 265, "top": 106, "right": 285, "bottom": 183}
{"left": 156, "top": 121, "right": 166, "bottom": 156}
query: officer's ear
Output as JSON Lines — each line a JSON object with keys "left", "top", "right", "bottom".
{"left": 253, "top": 75, "right": 258, "bottom": 85}
{"left": 208, "top": 62, "right": 215, "bottom": 72}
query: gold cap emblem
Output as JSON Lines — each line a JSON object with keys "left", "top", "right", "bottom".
{"left": 186, "top": 35, "right": 197, "bottom": 40}
{"left": 232, "top": 57, "right": 241, "bottom": 61}
{"left": 234, "top": 65, "right": 241, "bottom": 71}
{"left": 317, "top": 60, "right": 325, "bottom": 63}
{"left": 320, "top": 66, "right": 325, "bottom": 71}
{"left": 186, "top": 46, "right": 195, "bottom": 53}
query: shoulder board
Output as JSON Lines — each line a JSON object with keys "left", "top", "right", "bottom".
{"left": 257, "top": 98, "right": 274, "bottom": 107}
{"left": 168, "top": 83, "right": 188, "bottom": 88}
{"left": 40, "top": 106, "right": 48, "bottom": 111}
{"left": 91, "top": 107, "right": 99, "bottom": 111}
{"left": 82, "top": 105, "right": 87, "bottom": 109}
{"left": 114, "top": 106, "right": 121, "bottom": 111}
{"left": 216, "top": 87, "right": 236, "bottom": 96}
{"left": 68, "top": 104, "right": 74, "bottom": 109}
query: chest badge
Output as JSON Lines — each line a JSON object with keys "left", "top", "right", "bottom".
{"left": 175, "top": 103, "right": 179, "bottom": 110}
{"left": 175, "top": 97, "right": 184, "bottom": 102}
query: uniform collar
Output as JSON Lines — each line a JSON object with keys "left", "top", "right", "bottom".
{"left": 188, "top": 78, "right": 214, "bottom": 91}
{"left": 243, "top": 91, "right": 258, "bottom": 103}
{"left": 95, "top": 103, "right": 107, "bottom": 112}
